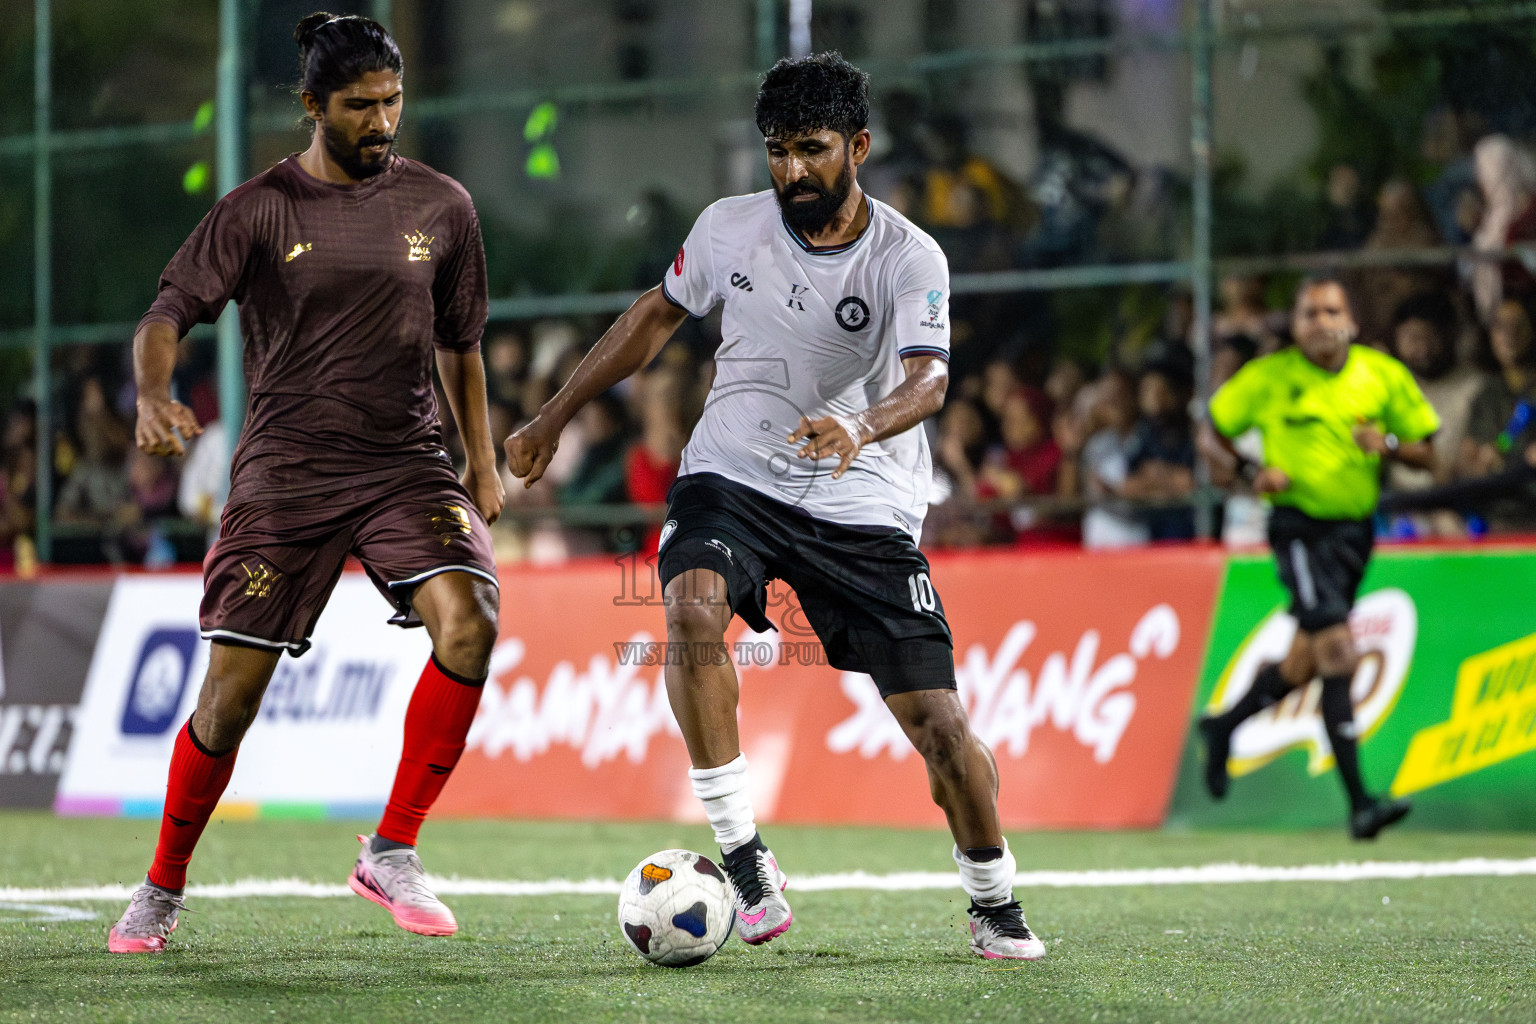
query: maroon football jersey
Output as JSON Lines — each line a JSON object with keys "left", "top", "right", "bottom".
{"left": 138, "top": 155, "right": 488, "bottom": 503}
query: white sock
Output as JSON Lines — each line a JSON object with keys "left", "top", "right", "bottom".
{"left": 953, "top": 839, "right": 1016, "bottom": 905}
{"left": 688, "top": 754, "right": 757, "bottom": 852}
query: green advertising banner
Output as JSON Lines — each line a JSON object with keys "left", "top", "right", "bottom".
{"left": 1167, "top": 547, "right": 1536, "bottom": 830}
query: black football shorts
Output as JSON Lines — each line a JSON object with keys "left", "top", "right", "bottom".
{"left": 656, "top": 473, "right": 954, "bottom": 697}
{"left": 1268, "top": 505, "right": 1374, "bottom": 633}
{"left": 200, "top": 461, "right": 497, "bottom": 656}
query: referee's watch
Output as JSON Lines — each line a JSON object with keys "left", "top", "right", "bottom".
{"left": 1383, "top": 432, "right": 1400, "bottom": 455}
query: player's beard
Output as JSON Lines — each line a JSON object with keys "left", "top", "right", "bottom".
{"left": 324, "top": 122, "right": 396, "bottom": 181}
{"left": 776, "top": 157, "right": 853, "bottom": 235}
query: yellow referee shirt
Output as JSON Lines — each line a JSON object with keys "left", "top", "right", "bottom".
{"left": 1209, "top": 346, "right": 1440, "bottom": 520}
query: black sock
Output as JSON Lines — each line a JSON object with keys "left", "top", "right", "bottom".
{"left": 1320, "top": 674, "right": 1371, "bottom": 814}
{"left": 1212, "top": 663, "right": 1292, "bottom": 732}
{"left": 370, "top": 834, "right": 415, "bottom": 855}
{"left": 723, "top": 832, "right": 764, "bottom": 861}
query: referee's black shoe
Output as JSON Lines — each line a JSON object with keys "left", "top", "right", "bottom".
{"left": 1350, "top": 797, "right": 1412, "bottom": 840}
{"left": 1197, "top": 717, "right": 1231, "bottom": 800}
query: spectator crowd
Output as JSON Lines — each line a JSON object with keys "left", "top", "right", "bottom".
{"left": 5, "top": 103, "right": 1536, "bottom": 570}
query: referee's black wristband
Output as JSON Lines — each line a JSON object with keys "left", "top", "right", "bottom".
{"left": 1234, "top": 456, "right": 1262, "bottom": 483}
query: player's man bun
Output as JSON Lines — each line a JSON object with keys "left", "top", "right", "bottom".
{"left": 755, "top": 51, "right": 870, "bottom": 141}
{"left": 293, "top": 11, "right": 335, "bottom": 48}
{"left": 294, "top": 11, "right": 403, "bottom": 116}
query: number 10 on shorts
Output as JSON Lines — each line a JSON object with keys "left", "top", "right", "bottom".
{"left": 908, "top": 572, "right": 936, "bottom": 612}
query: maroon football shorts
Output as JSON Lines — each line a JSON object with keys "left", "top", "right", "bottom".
{"left": 199, "top": 466, "right": 497, "bottom": 656}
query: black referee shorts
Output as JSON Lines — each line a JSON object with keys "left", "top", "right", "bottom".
{"left": 1268, "top": 505, "right": 1374, "bottom": 633}
{"left": 656, "top": 473, "right": 954, "bottom": 697}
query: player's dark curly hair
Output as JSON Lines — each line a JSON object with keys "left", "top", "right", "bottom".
{"left": 755, "top": 51, "right": 870, "bottom": 141}
{"left": 294, "top": 12, "right": 402, "bottom": 116}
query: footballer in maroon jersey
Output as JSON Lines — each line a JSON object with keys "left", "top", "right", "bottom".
{"left": 110, "top": 13, "right": 501, "bottom": 953}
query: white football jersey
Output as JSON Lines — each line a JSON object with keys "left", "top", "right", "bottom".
{"left": 663, "top": 190, "right": 951, "bottom": 537}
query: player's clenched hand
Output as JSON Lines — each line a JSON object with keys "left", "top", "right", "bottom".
{"left": 1252, "top": 466, "right": 1291, "bottom": 495}
{"left": 504, "top": 416, "right": 561, "bottom": 488}
{"left": 135, "top": 394, "right": 202, "bottom": 457}
{"left": 463, "top": 465, "right": 505, "bottom": 525}
{"left": 790, "top": 413, "right": 870, "bottom": 480}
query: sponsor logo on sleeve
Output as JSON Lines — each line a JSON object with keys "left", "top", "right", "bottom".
{"left": 673, "top": 246, "right": 685, "bottom": 275}
{"left": 920, "top": 289, "right": 946, "bottom": 329}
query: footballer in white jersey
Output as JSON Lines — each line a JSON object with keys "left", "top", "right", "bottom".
{"left": 506, "top": 52, "right": 1045, "bottom": 962}
{"left": 662, "top": 188, "right": 949, "bottom": 538}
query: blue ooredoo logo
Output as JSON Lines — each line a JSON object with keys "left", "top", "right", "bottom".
{"left": 120, "top": 629, "right": 199, "bottom": 735}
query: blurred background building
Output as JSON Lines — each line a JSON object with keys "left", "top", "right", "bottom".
{"left": 5, "top": 0, "right": 1536, "bottom": 569}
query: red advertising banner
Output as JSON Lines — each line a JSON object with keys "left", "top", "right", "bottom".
{"left": 437, "top": 546, "right": 1224, "bottom": 830}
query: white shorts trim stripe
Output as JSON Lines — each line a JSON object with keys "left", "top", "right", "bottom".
{"left": 1289, "top": 538, "right": 1318, "bottom": 609}
{"left": 200, "top": 629, "right": 307, "bottom": 652}
{"left": 386, "top": 564, "right": 500, "bottom": 592}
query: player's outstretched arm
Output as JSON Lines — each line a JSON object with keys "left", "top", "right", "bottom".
{"left": 132, "top": 320, "right": 203, "bottom": 458}
{"left": 504, "top": 286, "right": 687, "bottom": 487}
{"left": 437, "top": 349, "right": 505, "bottom": 524}
{"left": 790, "top": 355, "right": 948, "bottom": 480}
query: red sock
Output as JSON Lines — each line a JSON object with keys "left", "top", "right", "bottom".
{"left": 147, "top": 719, "right": 238, "bottom": 891}
{"left": 376, "top": 654, "right": 485, "bottom": 846}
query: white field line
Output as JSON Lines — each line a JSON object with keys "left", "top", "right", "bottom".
{"left": 3, "top": 857, "right": 1535, "bottom": 905}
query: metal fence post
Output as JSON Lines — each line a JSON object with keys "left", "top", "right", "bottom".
{"left": 216, "top": 0, "right": 248, "bottom": 450}
{"left": 788, "top": 0, "right": 812, "bottom": 59}
{"left": 756, "top": 0, "right": 778, "bottom": 68}
{"left": 1191, "top": 0, "right": 1216, "bottom": 540}
{"left": 32, "top": 0, "right": 52, "bottom": 563}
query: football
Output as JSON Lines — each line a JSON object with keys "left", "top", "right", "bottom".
{"left": 616, "top": 849, "right": 736, "bottom": 967}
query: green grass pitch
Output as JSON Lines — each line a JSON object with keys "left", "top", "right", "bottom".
{"left": 2, "top": 812, "right": 1534, "bottom": 1023}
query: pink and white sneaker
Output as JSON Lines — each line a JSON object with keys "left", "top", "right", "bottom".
{"left": 348, "top": 834, "right": 457, "bottom": 937}
{"left": 107, "top": 882, "right": 185, "bottom": 954}
{"left": 722, "top": 834, "right": 792, "bottom": 945}
{"left": 967, "top": 898, "right": 1046, "bottom": 960}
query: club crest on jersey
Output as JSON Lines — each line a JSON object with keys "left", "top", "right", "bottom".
{"left": 835, "top": 295, "right": 871, "bottom": 331}
{"left": 284, "top": 242, "right": 312, "bottom": 263}
{"left": 404, "top": 231, "right": 435, "bottom": 262}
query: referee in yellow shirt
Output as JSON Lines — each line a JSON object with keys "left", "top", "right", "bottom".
{"left": 1200, "top": 277, "right": 1440, "bottom": 840}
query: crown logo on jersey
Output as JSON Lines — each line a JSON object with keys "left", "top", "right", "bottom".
{"left": 404, "top": 231, "right": 435, "bottom": 262}
{"left": 284, "top": 242, "right": 312, "bottom": 263}
{"left": 428, "top": 503, "right": 473, "bottom": 545}
{"left": 241, "top": 562, "right": 282, "bottom": 599}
